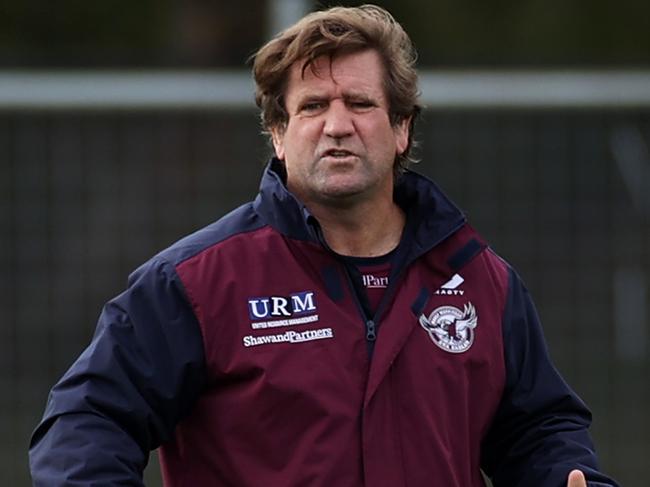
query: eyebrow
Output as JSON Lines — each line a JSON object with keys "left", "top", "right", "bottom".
{"left": 295, "top": 91, "right": 380, "bottom": 106}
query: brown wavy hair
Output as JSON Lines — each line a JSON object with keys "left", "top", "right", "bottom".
{"left": 251, "top": 4, "right": 421, "bottom": 172}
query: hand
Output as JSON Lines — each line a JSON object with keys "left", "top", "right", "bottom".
{"left": 567, "top": 469, "right": 587, "bottom": 487}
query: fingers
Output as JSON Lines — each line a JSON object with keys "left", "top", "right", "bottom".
{"left": 567, "top": 469, "right": 587, "bottom": 487}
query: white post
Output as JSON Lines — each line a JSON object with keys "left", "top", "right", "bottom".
{"left": 268, "top": 0, "right": 312, "bottom": 38}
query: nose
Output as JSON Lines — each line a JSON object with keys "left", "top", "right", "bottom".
{"left": 323, "top": 99, "right": 354, "bottom": 139}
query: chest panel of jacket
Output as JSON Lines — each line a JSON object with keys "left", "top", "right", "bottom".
{"left": 361, "top": 249, "right": 508, "bottom": 487}
{"left": 172, "top": 227, "right": 369, "bottom": 485}
{"left": 171, "top": 225, "right": 509, "bottom": 487}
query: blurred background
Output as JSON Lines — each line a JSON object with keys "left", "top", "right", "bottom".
{"left": 1, "top": 0, "right": 649, "bottom": 485}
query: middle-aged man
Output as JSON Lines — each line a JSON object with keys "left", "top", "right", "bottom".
{"left": 30, "top": 5, "right": 619, "bottom": 487}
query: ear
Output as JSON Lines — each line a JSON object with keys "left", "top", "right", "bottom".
{"left": 270, "top": 126, "right": 285, "bottom": 160}
{"left": 394, "top": 116, "right": 411, "bottom": 155}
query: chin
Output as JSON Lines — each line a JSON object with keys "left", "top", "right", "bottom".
{"left": 320, "top": 178, "right": 367, "bottom": 195}
{"left": 316, "top": 183, "right": 371, "bottom": 205}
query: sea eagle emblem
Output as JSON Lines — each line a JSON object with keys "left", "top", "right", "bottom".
{"left": 419, "top": 303, "right": 478, "bottom": 353}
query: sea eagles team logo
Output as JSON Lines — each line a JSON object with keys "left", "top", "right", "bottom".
{"left": 419, "top": 303, "right": 478, "bottom": 353}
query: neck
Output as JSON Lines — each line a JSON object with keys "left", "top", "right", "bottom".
{"left": 308, "top": 194, "right": 405, "bottom": 258}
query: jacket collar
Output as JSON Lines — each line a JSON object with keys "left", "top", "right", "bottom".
{"left": 253, "top": 158, "right": 466, "bottom": 257}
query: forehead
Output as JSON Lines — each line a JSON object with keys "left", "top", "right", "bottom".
{"left": 285, "top": 49, "right": 387, "bottom": 101}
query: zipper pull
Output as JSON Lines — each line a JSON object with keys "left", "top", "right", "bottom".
{"left": 366, "top": 320, "right": 377, "bottom": 341}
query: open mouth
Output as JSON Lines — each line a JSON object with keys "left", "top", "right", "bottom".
{"left": 322, "top": 149, "right": 355, "bottom": 159}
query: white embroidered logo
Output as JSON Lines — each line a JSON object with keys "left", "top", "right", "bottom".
{"left": 419, "top": 303, "right": 478, "bottom": 353}
{"left": 362, "top": 274, "right": 389, "bottom": 289}
{"left": 435, "top": 273, "right": 465, "bottom": 296}
{"left": 243, "top": 328, "right": 334, "bottom": 347}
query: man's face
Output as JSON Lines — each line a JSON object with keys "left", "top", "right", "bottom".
{"left": 271, "top": 49, "right": 410, "bottom": 207}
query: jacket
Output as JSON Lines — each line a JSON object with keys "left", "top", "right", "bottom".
{"left": 29, "top": 159, "right": 618, "bottom": 487}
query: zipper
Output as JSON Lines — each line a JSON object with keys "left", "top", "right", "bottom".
{"left": 340, "top": 262, "right": 378, "bottom": 356}
{"left": 365, "top": 320, "right": 377, "bottom": 341}
{"left": 368, "top": 217, "right": 468, "bottom": 334}
{"left": 311, "top": 220, "right": 379, "bottom": 355}
{"left": 310, "top": 215, "right": 467, "bottom": 357}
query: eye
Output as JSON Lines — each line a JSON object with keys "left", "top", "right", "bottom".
{"left": 299, "top": 101, "right": 327, "bottom": 114}
{"left": 348, "top": 99, "right": 375, "bottom": 112}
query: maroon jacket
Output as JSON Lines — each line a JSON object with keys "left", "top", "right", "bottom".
{"left": 30, "top": 160, "right": 617, "bottom": 487}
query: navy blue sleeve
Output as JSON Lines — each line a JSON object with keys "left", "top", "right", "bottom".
{"left": 481, "top": 268, "right": 619, "bottom": 487}
{"left": 29, "top": 258, "right": 206, "bottom": 486}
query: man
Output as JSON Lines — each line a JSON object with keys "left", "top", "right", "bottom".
{"left": 30, "top": 5, "right": 618, "bottom": 487}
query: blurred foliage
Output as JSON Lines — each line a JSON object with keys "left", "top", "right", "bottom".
{"left": 0, "top": 0, "right": 171, "bottom": 66}
{"left": 0, "top": 0, "right": 267, "bottom": 67}
{"left": 0, "top": 0, "right": 649, "bottom": 67}
{"left": 388, "top": 0, "right": 650, "bottom": 66}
